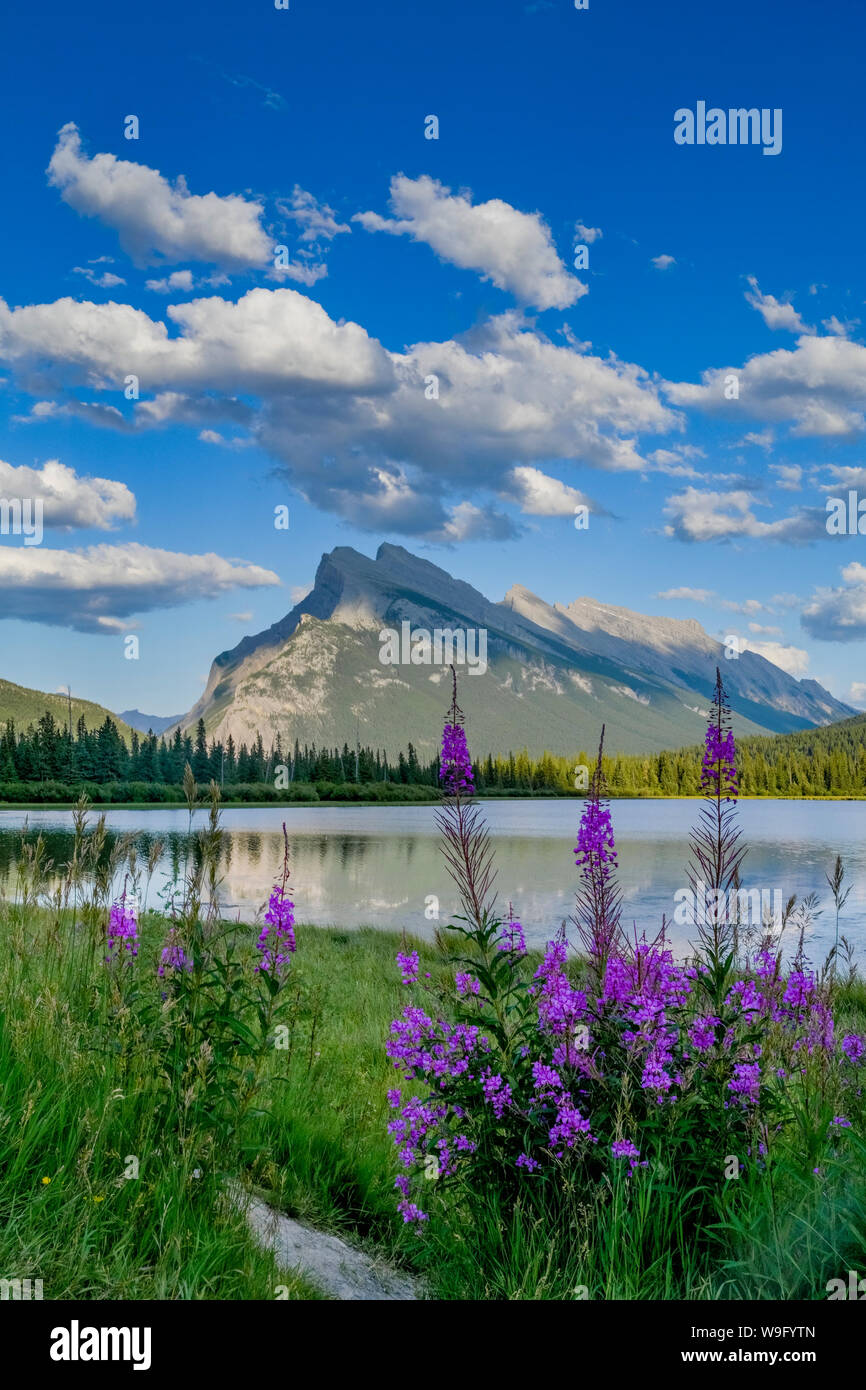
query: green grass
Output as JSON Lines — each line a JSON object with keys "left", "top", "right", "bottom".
{"left": 1, "top": 895, "right": 865, "bottom": 1301}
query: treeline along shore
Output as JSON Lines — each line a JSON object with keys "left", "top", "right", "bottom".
{"left": 0, "top": 709, "right": 865, "bottom": 804}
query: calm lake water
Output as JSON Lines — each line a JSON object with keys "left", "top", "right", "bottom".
{"left": 0, "top": 799, "right": 863, "bottom": 964}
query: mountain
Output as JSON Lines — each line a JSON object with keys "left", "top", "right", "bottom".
{"left": 0, "top": 677, "right": 135, "bottom": 740}
{"left": 119, "top": 709, "right": 185, "bottom": 736}
{"left": 176, "top": 543, "right": 855, "bottom": 758}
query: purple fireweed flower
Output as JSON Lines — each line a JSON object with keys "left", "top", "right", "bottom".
{"left": 497, "top": 909, "right": 526, "bottom": 957}
{"left": 728, "top": 1061, "right": 761, "bottom": 1105}
{"left": 831, "top": 1116, "right": 852, "bottom": 1128}
{"left": 255, "top": 884, "right": 296, "bottom": 976}
{"left": 455, "top": 972, "right": 480, "bottom": 997}
{"left": 397, "top": 950, "right": 420, "bottom": 985}
{"left": 841, "top": 1033, "right": 865, "bottom": 1064}
{"left": 688, "top": 1015, "right": 721, "bottom": 1052}
{"left": 534, "top": 937, "right": 588, "bottom": 1039}
{"left": 481, "top": 1070, "right": 512, "bottom": 1119}
{"left": 106, "top": 899, "right": 138, "bottom": 963}
{"left": 439, "top": 722, "right": 475, "bottom": 796}
{"left": 397, "top": 1199, "right": 429, "bottom": 1224}
{"left": 611, "top": 1139, "right": 641, "bottom": 1161}
{"left": 701, "top": 721, "right": 738, "bottom": 798}
{"left": 157, "top": 927, "right": 192, "bottom": 978}
{"left": 574, "top": 799, "right": 618, "bottom": 875}
{"left": 549, "top": 1097, "right": 594, "bottom": 1149}
{"left": 516, "top": 1153, "right": 539, "bottom": 1172}
{"left": 531, "top": 1061, "right": 564, "bottom": 1099}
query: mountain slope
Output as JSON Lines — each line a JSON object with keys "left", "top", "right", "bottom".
{"left": 0, "top": 678, "right": 135, "bottom": 740}
{"left": 119, "top": 709, "right": 185, "bottom": 736}
{"left": 177, "top": 544, "right": 854, "bottom": 758}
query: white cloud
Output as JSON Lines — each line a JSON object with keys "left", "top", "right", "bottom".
{"left": 821, "top": 315, "right": 859, "bottom": 338}
{"left": 504, "top": 465, "right": 595, "bottom": 516}
{"left": 770, "top": 464, "right": 802, "bottom": 490}
{"left": 73, "top": 266, "right": 126, "bottom": 289}
{"left": 647, "top": 444, "right": 705, "bottom": 477}
{"left": 665, "top": 332, "right": 866, "bottom": 438}
{"left": 0, "top": 458, "right": 135, "bottom": 529}
{"left": 656, "top": 587, "right": 715, "bottom": 602}
{"left": 802, "top": 562, "right": 866, "bottom": 642}
{"left": 847, "top": 681, "right": 866, "bottom": 709}
{"left": 574, "top": 221, "right": 602, "bottom": 244}
{"left": 651, "top": 254, "right": 676, "bottom": 270}
{"left": 354, "top": 174, "right": 583, "bottom": 310}
{"left": 144, "top": 270, "right": 195, "bottom": 293}
{"left": 740, "top": 639, "right": 810, "bottom": 677}
{"left": 0, "top": 287, "right": 394, "bottom": 394}
{"left": 282, "top": 186, "right": 351, "bottom": 243}
{"left": 749, "top": 622, "right": 783, "bottom": 635}
{"left": 0, "top": 542, "right": 279, "bottom": 632}
{"left": 737, "top": 428, "right": 775, "bottom": 452}
{"left": 228, "top": 610, "right": 253, "bottom": 622}
{"left": 664, "top": 487, "right": 826, "bottom": 544}
{"left": 656, "top": 586, "right": 766, "bottom": 615}
{"left": 48, "top": 122, "right": 273, "bottom": 270}
{"left": 744, "top": 276, "right": 809, "bottom": 333}
{"left": 0, "top": 292, "right": 676, "bottom": 538}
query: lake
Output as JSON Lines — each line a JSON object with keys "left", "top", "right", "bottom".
{"left": 0, "top": 799, "right": 863, "bottom": 964}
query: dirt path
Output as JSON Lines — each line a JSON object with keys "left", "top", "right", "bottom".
{"left": 238, "top": 1189, "right": 422, "bottom": 1301}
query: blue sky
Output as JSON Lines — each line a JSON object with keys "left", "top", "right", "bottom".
{"left": 0, "top": 0, "right": 864, "bottom": 718}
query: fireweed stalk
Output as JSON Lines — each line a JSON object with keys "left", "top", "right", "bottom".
{"left": 573, "top": 725, "right": 622, "bottom": 989}
{"left": 384, "top": 673, "right": 861, "bottom": 1230}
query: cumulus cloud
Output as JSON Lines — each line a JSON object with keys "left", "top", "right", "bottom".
{"left": 656, "top": 586, "right": 714, "bottom": 602}
{"left": 665, "top": 332, "right": 866, "bottom": 437}
{"left": 744, "top": 277, "right": 809, "bottom": 333}
{"left": 0, "top": 292, "right": 676, "bottom": 539}
{"left": 847, "top": 681, "right": 866, "bottom": 708}
{"left": 145, "top": 269, "right": 194, "bottom": 293}
{"left": 769, "top": 464, "right": 802, "bottom": 490}
{"left": 802, "top": 562, "right": 866, "bottom": 641}
{"left": 664, "top": 488, "right": 826, "bottom": 544}
{"left": 0, "top": 542, "right": 279, "bottom": 632}
{"left": 48, "top": 123, "right": 273, "bottom": 270}
{"left": 737, "top": 428, "right": 775, "bottom": 452}
{"left": 739, "top": 638, "right": 810, "bottom": 677}
{"left": 0, "top": 287, "right": 394, "bottom": 394}
{"left": 282, "top": 186, "right": 351, "bottom": 243}
{"left": 574, "top": 221, "right": 602, "bottom": 244}
{"left": 651, "top": 254, "right": 676, "bottom": 270}
{"left": 73, "top": 266, "right": 126, "bottom": 289}
{"left": 0, "top": 458, "right": 135, "bottom": 529}
{"left": 503, "top": 465, "right": 598, "bottom": 517}
{"left": 646, "top": 444, "right": 705, "bottom": 477}
{"left": 354, "top": 174, "right": 583, "bottom": 310}
{"left": 656, "top": 586, "right": 767, "bottom": 614}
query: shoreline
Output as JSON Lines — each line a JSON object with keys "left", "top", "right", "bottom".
{"left": 0, "top": 792, "right": 865, "bottom": 811}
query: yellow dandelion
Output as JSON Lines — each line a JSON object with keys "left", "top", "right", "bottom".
{"left": 41, "top": 1176, "right": 51, "bottom": 1185}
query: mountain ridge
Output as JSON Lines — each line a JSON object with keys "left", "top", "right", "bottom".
{"left": 173, "top": 543, "right": 854, "bottom": 757}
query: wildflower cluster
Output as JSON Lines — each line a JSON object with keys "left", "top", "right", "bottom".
{"left": 106, "top": 898, "right": 139, "bottom": 963}
{"left": 385, "top": 674, "right": 863, "bottom": 1228}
